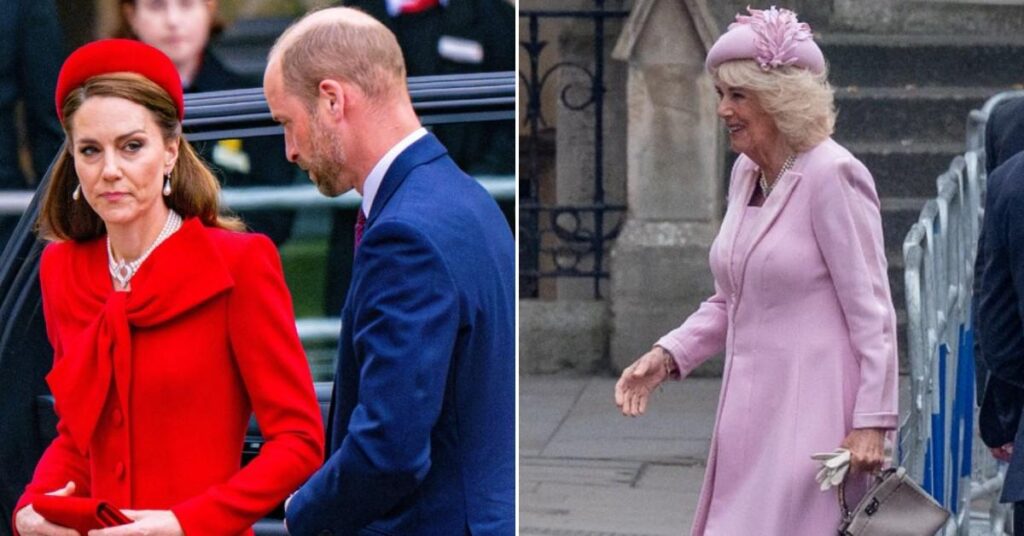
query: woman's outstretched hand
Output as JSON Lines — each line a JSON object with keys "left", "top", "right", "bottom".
{"left": 615, "top": 346, "right": 673, "bottom": 417}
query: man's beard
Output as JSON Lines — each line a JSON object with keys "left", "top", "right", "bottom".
{"left": 306, "top": 114, "right": 349, "bottom": 197}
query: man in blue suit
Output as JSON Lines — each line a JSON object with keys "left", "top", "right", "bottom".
{"left": 263, "top": 7, "right": 514, "bottom": 535}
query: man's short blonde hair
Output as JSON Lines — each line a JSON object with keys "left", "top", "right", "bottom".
{"left": 270, "top": 7, "right": 407, "bottom": 110}
{"left": 713, "top": 60, "right": 836, "bottom": 152}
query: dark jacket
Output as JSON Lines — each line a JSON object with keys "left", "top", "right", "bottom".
{"left": 0, "top": 0, "right": 63, "bottom": 190}
{"left": 974, "top": 96, "right": 1024, "bottom": 452}
{"left": 977, "top": 150, "right": 1024, "bottom": 502}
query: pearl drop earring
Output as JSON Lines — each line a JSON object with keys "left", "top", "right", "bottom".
{"left": 72, "top": 184, "right": 81, "bottom": 201}
{"left": 163, "top": 173, "right": 172, "bottom": 196}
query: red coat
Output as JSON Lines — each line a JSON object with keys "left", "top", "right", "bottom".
{"left": 14, "top": 218, "right": 324, "bottom": 535}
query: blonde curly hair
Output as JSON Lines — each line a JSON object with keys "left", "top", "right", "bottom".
{"left": 713, "top": 59, "right": 835, "bottom": 152}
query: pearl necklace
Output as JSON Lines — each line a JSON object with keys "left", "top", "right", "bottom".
{"left": 759, "top": 154, "right": 796, "bottom": 198}
{"left": 107, "top": 210, "right": 183, "bottom": 289}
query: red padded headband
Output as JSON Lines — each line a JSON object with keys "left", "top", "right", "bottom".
{"left": 55, "top": 39, "right": 184, "bottom": 122}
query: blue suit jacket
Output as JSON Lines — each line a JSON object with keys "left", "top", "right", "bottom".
{"left": 286, "top": 133, "right": 515, "bottom": 535}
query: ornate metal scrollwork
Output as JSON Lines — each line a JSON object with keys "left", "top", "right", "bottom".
{"left": 518, "top": 2, "right": 630, "bottom": 299}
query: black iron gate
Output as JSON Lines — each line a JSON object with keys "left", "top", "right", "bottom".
{"left": 519, "top": 1, "right": 629, "bottom": 299}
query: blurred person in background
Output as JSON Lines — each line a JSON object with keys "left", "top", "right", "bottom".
{"left": 975, "top": 91, "right": 1024, "bottom": 536}
{"left": 115, "top": 0, "right": 296, "bottom": 246}
{"left": 344, "top": 0, "right": 514, "bottom": 175}
{"left": 0, "top": 0, "right": 65, "bottom": 251}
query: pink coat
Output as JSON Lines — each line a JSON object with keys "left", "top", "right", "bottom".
{"left": 656, "top": 139, "right": 899, "bottom": 535}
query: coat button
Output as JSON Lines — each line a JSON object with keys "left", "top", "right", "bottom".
{"left": 113, "top": 409, "right": 123, "bottom": 426}
{"left": 115, "top": 462, "right": 126, "bottom": 479}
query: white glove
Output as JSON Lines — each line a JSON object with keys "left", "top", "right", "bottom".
{"left": 811, "top": 448, "right": 851, "bottom": 491}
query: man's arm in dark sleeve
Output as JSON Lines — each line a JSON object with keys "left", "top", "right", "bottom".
{"left": 982, "top": 161, "right": 1024, "bottom": 386}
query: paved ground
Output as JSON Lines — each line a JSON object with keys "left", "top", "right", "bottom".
{"left": 519, "top": 376, "right": 719, "bottom": 536}
{"left": 518, "top": 374, "right": 1008, "bottom": 536}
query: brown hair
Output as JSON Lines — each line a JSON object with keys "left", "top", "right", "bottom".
{"left": 271, "top": 7, "right": 407, "bottom": 111}
{"left": 113, "top": 0, "right": 225, "bottom": 40}
{"left": 37, "top": 73, "right": 243, "bottom": 242}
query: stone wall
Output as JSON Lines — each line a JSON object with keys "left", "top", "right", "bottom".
{"left": 608, "top": 0, "right": 723, "bottom": 374}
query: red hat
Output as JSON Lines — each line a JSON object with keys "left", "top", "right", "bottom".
{"left": 55, "top": 39, "right": 184, "bottom": 123}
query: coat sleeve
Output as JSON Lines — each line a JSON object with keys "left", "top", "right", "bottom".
{"left": 980, "top": 167, "right": 1024, "bottom": 385}
{"left": 809, "top": 156, "right": 899, "bottom": 430}
{"left": 170, "top": 235, "right": 324, "bottom": 535}
{"left": 654, "top": 280, "right": 728, "bottom": 377}
{"left": 285, "top": 220, "right": 459, "bottom": 535}
{"left": 13, "top": 245, "right": 92, "bottom": 534}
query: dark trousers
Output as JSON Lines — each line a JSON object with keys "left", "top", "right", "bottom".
{"left": 1015, "top": 501, "right": 1024, "bottom": 533}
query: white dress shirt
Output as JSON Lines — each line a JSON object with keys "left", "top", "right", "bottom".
{"left": 361, "top": 127, "right": 428, "bottom": 218}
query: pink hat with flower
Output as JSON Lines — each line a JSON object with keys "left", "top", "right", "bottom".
{"left": 705, "top": 6, "right": 825, "bottom": 74}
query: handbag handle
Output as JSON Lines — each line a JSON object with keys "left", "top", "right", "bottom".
{"left": 836, "top": 467, "right": 894, "bottom": 522}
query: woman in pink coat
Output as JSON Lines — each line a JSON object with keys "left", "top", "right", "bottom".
{"left": 614, "top": 7, "right": 899, "bottom": 535}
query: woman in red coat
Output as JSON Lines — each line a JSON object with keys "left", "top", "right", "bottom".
{"left": 12, "top": 39, "right": 324, "bottom": 536}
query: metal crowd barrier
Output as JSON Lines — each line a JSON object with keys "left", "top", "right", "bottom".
{"left": 901, "top": 91, "right": 1019, "bottom": 534}
{"left": 0, "top": 176, "right": 514, "bottom": 345}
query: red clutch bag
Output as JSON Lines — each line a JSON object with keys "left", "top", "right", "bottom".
{"left": 33, "top": 495, "right": 132, "bottom": 533}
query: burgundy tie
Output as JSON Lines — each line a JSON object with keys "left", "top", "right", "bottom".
{"left": 354, "top": 209, "right": 366, "bottom": 252}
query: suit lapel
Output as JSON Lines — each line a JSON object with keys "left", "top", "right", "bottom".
{"left": 366, "top": 132, "right": 448, "bottom": 226}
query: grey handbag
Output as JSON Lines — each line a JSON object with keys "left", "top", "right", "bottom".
{"left": 837, "top": 467, "right": 950, "bottom": 536}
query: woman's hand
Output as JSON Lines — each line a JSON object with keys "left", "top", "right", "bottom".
{"left": 88, "top": 510, "right": 183, "bottom": 536}
{"left": 15, "top": 481, "right": 79, "bottom": 536}
{"left": 614, "top": 346, "right": 673, "bottom": 417}
{"left": 841, "top": 428, "right": 887, "bottom": 474}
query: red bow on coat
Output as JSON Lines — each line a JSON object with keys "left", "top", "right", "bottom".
{"left": 44, "top": 219, "right": 234, "bottom": 454}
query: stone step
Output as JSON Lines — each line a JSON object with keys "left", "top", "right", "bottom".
{"left": 834, "top": 87, "right": 993, "bottom": 145}
{"left": 844, "top": 142, "right": 963, "bottom": 199}
{"left": 882, "top": 197, "right": 928, "bottom": 262}
{"left": 819, "top": 33, "right": 1024, "bottom": 88}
